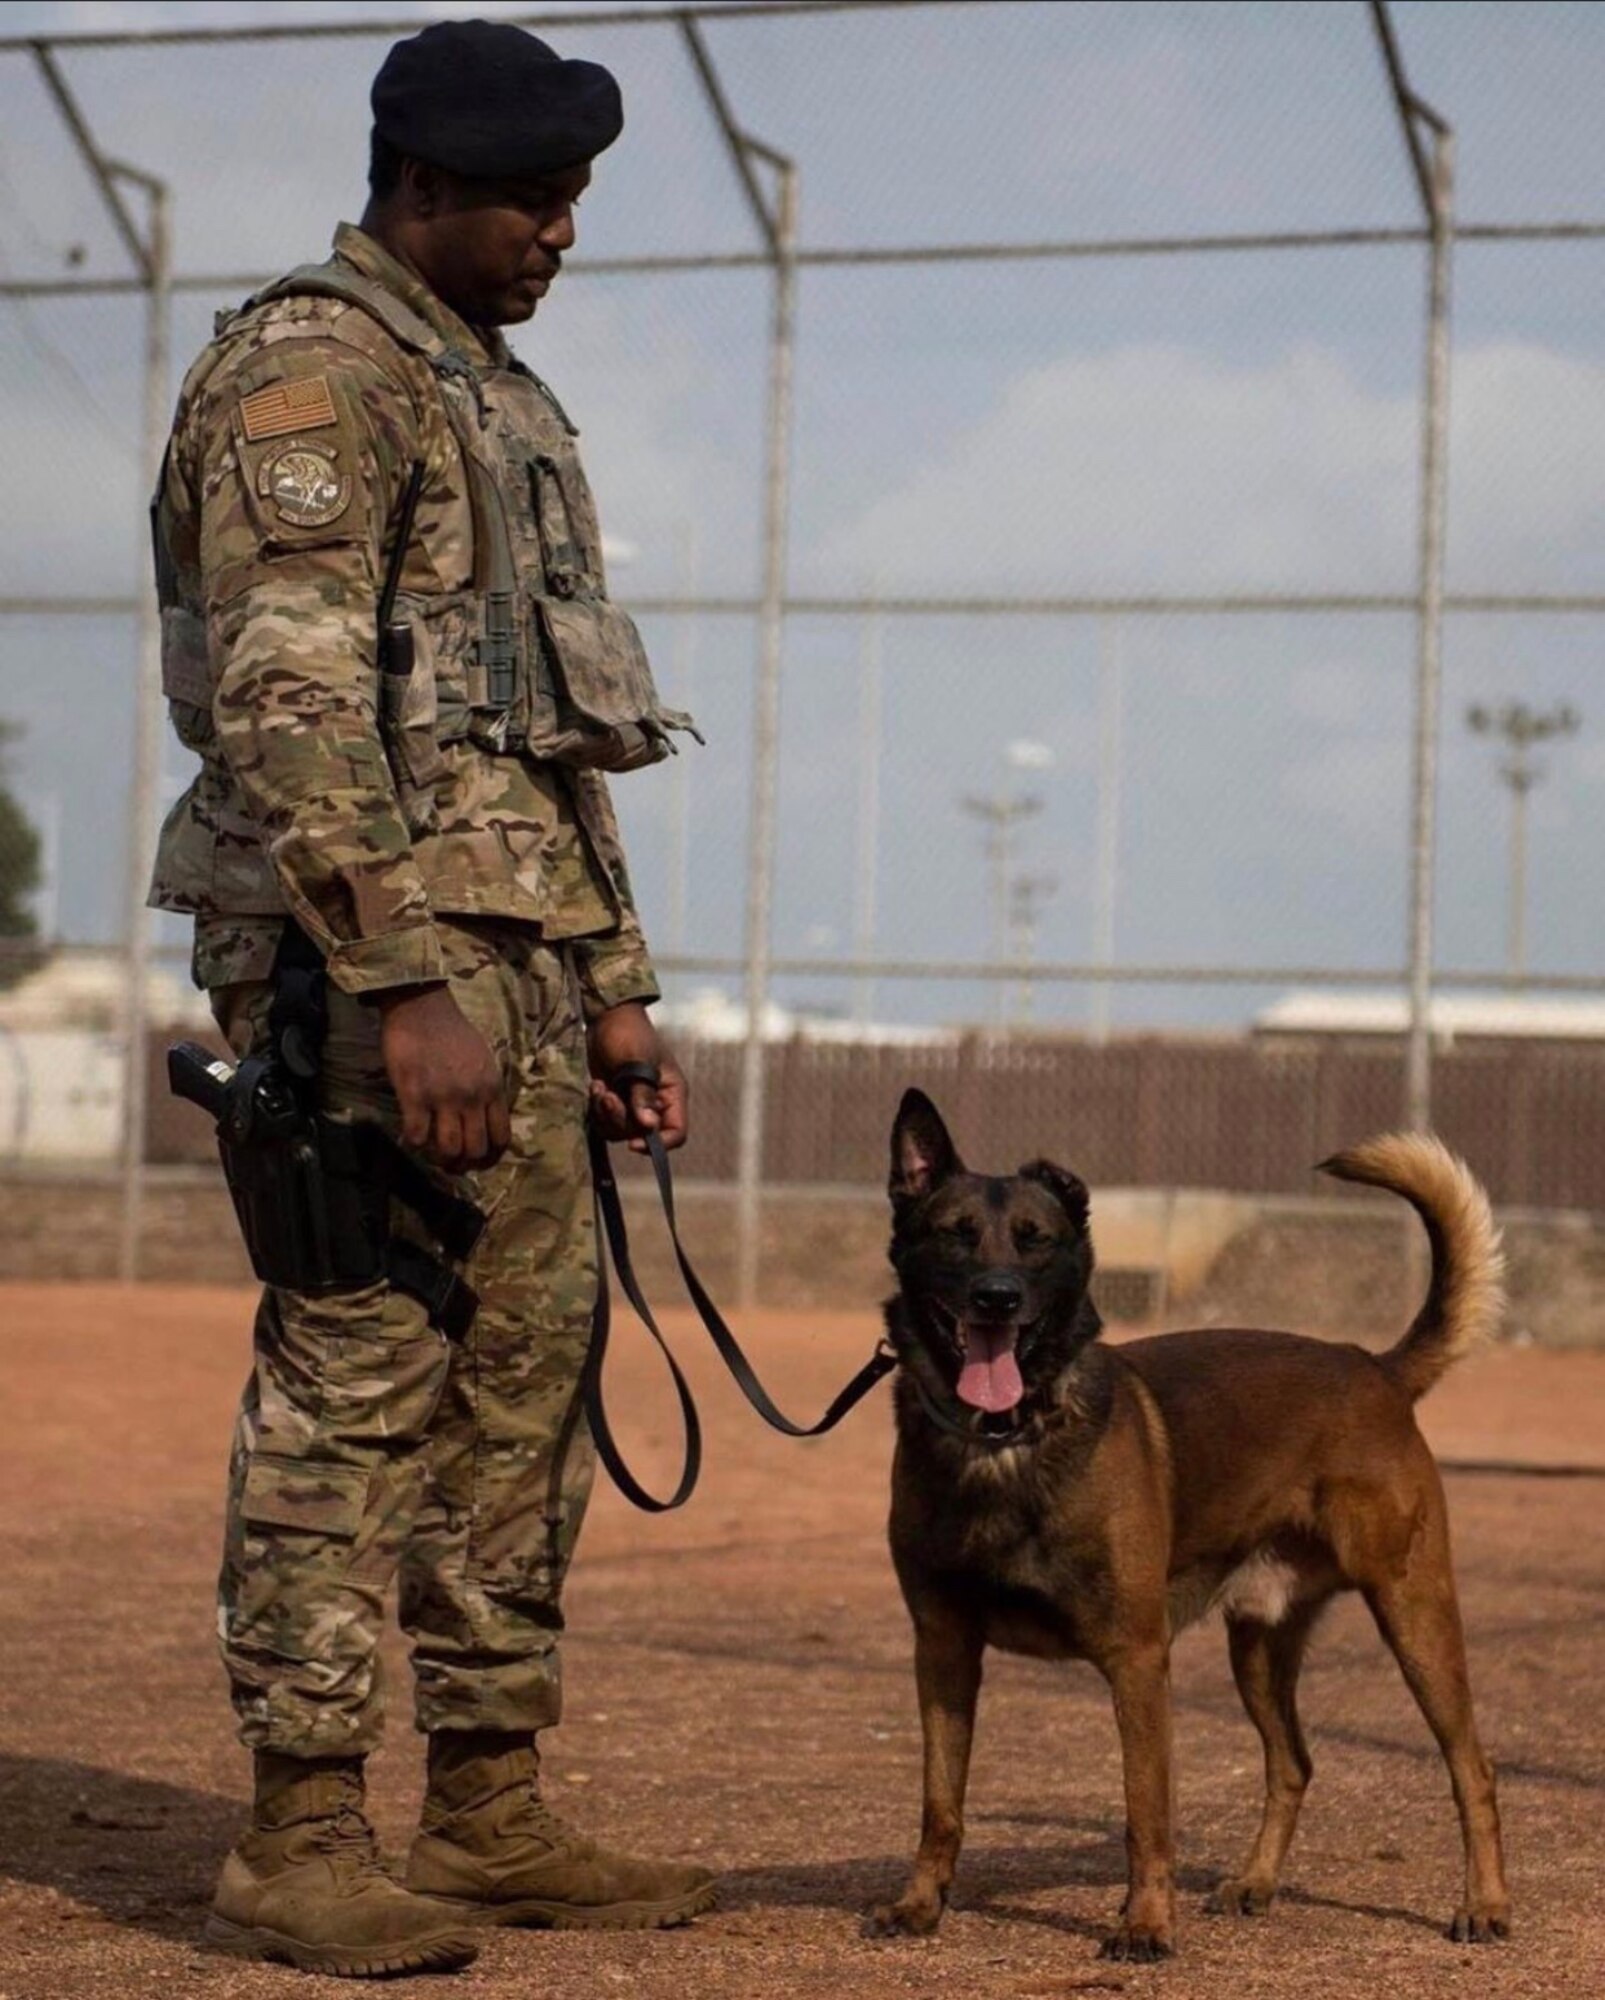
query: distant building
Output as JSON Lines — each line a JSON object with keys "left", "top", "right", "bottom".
{"left": 655, "top": 984, "right": 959, "bottom": 1047}
{"left": 1253, "top": 990, "right": 1605, "bottom": 1048}
{"left": 0, "top": 950, "right": 210, "bottom": 1163}
{"left": 0, "top": 949, "right": 210, "bottom": 1034}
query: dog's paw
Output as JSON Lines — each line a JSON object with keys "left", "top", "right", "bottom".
{"left": 1448, "top": 1904, "right": 1511, "bottom": 1944}
{"left": 1206, "top": 1875, "right": 1275, "bottom": 1917}
{"left": 864, "top": 1897, "right": 942, "bottom": 1939}
{"left": 1098, "top": 1921, "right": 1174, "bottom": 1963}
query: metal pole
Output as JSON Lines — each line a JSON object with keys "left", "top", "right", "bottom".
{"left": 119, "top": 175, "right": 170, "bottom": 1281}
{"left": 1508, "top": 768, "right": 1530, "bottom": 985}
{"left": 1403, "top": 129, "right": 1454, "bottom": 1134}
{"left": 991, "top": 803, "right": 1010, "bottom": 1027}
{"left": 665, "top": 519, "right": 698, "bottom": 962}
{"left": 1012, "top": 884, "right": 1029, "bottom": 1025}
{"left": 17, "top": 587, "right": 1605, "bottom": 620}
{"left": 13, "top": 217, "right": 1605, "bottom": 302}
{"left": 733, "top": 160, "right": 798, "bottom": 1310}
{"left": 852, "top": 582, "right": 883, "bottom": 1025}
{"left": 1090, "top": 616, "right": 1124, "bottom": 1045}
{"left": 1, "top": 0, "right": 981, "bottom": 56}
{"left": 30, "top": 46, "right": 154, "bottom": 282}
{"left": 1009, "top": 875, "right": 1055, "bottom": 1027}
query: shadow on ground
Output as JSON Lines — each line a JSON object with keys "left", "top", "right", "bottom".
{"left": 718, "top": 1807, "right": 1448, "bottom": 1943}
{"left": 0, "top": 1757, "right": 237, "bottom": 1942}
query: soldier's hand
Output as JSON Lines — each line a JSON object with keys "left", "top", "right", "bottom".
{"left": 377, "top": 984, "right": 511, "bottom": 1172}
{"left": 588, "top": 1001, "right": 688, "bottom": 1154}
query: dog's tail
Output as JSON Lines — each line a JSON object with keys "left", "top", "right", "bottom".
{"left": 1319, "top": 1131, "right": 1505, "bottom": 1401}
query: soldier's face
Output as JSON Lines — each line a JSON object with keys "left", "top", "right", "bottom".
{"left": 415, "top": 163, "right": 592, "bottom": 326}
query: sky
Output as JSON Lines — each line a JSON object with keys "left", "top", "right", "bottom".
{"left": 0, "top": 0, "right": 1601, "bottom": 1031}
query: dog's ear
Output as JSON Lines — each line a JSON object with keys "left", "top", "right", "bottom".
{"left": 1021, "top": 1158, "right": 1090, "bottom": 1231}
{"left": 890, "top": 1089, "right": 962, "bottom": 1206}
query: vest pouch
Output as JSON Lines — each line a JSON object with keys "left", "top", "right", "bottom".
{"left": 531, "top": 595, "right": 698, "bottom": 773}
{"left": 160, "top": 604, "right": 217, "bottom": 751}
{"left": 534, "top": 717, "right": 674, "bottom": 774}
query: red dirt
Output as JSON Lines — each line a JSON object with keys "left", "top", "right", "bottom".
{"left": 0, "top": 1283, "right": 1601, "bottom": 1999}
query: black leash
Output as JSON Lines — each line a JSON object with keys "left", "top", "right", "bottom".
{"left": 581, "top": 1062, "right": 898, "bottom": 1512}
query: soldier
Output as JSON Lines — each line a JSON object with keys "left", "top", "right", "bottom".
{"left": 149, "top": 20, "right": 713, "bottom": 1978}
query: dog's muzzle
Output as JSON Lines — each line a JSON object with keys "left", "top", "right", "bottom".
{"left": 949, "top": 1272, "right": 1029, "bottom": 1414}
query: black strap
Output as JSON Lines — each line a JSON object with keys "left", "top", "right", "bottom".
{"left": 368, "top": 1129, "right": 486, "bottom": 1265}
{"left": 378, "top": 459, "right": 426, "bottom": 636}
{"left": 581, "top": 1124, "right": 704, "bottom": 1513}
{"left": 386, "top": 1237, "right": 479, "bottom": 1344}
{"left": 267, "top": 919, "right": 327, "bottom": 1084}
{"left": 581, "top": 1068, "right": 898, "bottom": 1512}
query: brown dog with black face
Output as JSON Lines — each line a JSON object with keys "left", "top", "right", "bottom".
{"left": 869, "top": 1089, "right": 1510, "bottom": 1962}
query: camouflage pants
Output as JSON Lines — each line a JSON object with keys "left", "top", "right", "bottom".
{"left": 210, "top": 919, "right": 599, "bottom": 1756}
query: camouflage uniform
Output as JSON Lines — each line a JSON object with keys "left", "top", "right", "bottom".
{"left": 151, "top": 223, "right": 674, "bottom": 1753}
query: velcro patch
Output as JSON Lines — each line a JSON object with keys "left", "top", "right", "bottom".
{"left": 239, "top": 375, "right": 338, "bottom": 441}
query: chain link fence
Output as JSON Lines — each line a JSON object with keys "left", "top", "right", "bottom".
{"left": 2, "top": 0, "right": 1602, "bottom": 1309}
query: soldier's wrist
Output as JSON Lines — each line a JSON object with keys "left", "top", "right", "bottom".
{"left": 369, "top": 979, "right": 452, "bottom": 1018}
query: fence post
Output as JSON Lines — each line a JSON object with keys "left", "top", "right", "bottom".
{"left": 118, "top": 179, "right": 170, "bottom": 1280}
{"left": 1404, "top": 129, "right": 1456, "bottom": 1134}
{"left": 734, "top": 161, "right": 798, "bottom": 1309}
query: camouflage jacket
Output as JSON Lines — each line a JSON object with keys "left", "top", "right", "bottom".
{"left": 149, "top": 223, "right": 659, "bottom": 1015}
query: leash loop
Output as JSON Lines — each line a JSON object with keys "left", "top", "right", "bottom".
{"left": 580, "top": 1121, "right": 702, "bottom": 1513}
{"left": 581, "top": 1065, "right": 897, "bottom": 1511}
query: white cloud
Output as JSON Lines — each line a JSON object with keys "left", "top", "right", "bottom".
{"left": 816, "top": 339, "right": 1605, "bottom": 599}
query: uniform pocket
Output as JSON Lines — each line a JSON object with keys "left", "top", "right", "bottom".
{"left": 378, "top": 622, "right": 448, "bottom": 837}
{"left": 404, "top": 589, "right": 476, "bottom": 744}
{"left": 240, "top": 1454, "right": 370, "bottom": 1538}
{"left": 160, "top": 605, "right": 216, "bottom": 750}
{"left": 318, "top": 1327, "right": 453, "bottom": 1450}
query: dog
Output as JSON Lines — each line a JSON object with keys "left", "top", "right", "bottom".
{"left": 868, "top": 1088, "right": 1509, "bottom": 1962}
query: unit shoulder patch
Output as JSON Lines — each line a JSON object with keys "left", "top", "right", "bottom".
{"left": 255, "top": 439, "right": 352, "bottom": 529}
{"left": 239, "top": 375, "right": 339, "bottom": 442}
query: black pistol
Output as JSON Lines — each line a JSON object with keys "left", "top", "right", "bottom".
{"left": 167, "top": 1040, "right": 236, "bottom": 1122}
{"left": 165, "top": 1031, "right": 483, "bottom": 1332}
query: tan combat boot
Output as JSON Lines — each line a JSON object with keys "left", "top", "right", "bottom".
{"left": 406, "top": 1731, "right": 717, "bottom": 1931}
{"left": 205, "top": 1752, "right": 479, "bottom": 1977}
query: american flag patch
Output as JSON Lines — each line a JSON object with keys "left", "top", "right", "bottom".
{"left": 239, "top": 375, "right": 338, "bottom": 441}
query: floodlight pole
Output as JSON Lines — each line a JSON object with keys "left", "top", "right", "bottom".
{"left": 853, "top": 584, "right": 884, "bottom": 1026}
{"left": 1466, "top": 700, "right": 1581, "bottom": 984}
{"left": 680, "top": 15, "right": 798, "bottom": 1308}
{"left": 1089, "top": 616, "right": 1125, "bottom": 1045}
{"left": 960, "top": 791, "right": 1042, "bottom": 1027}
{"left": 1373, "top": 2, "right": 1454, "bottom": 1133}
{"left": 33, "top": 45, "right": 171, "bottom": 1278}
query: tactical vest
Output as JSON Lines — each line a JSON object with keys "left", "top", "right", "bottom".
{"left": 160, "top": 258, "right": 696, "bottom": 811}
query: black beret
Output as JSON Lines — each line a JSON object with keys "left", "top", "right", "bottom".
{"left": 371, "top": 19, "right": 623, "bottom": 180}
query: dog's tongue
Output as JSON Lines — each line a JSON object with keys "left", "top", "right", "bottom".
{"left": 956, "top": 1324, "right": 1024, "bottom": 1414}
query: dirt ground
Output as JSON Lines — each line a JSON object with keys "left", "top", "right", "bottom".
{"left": 1, "top": 1285, "right": 1601, "bottom": 2000}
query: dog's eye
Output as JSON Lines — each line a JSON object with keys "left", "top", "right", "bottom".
{"left": 937, "top": 1221, "right": 980, "bottom": 1250}
{"left": 1013, "top": 1222, "right": 1048, "bottom": 1252}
